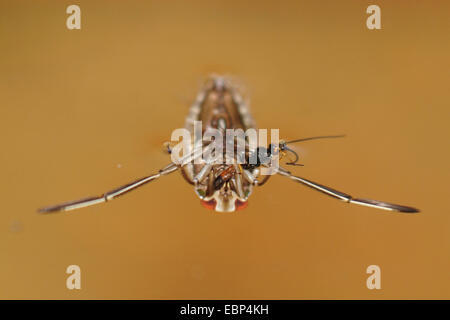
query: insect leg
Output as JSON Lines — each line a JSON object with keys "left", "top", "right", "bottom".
{"left": 276, "top": 166, "right": 419, "bottom": 213}
{"left": 193, "top": 164, "right": 213, "bottom": 186}
{"left": 38, "top": 163, "right": 178, "bottom": 214}
{"left": 232, "top": 164, "right": 245, "bottom": 198}
{"left": 38, "top": 141, "right": 211, "bottom": 214}
{"left": 242, "top": 169, "right": 258, "bottom": 186}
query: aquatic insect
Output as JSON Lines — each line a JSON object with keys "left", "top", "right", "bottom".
{"left": 38, "top": 76, "right": 419, "bottom": 213}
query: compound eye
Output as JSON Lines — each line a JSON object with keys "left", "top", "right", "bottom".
{"left": 235, "top": 200, "right": 248, "bottom": 211}
{"left": 200, "top": 199, "right": 217, "bottom": 210}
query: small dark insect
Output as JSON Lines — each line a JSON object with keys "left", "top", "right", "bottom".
{"left": 38, "top": 76, "right": 419, "bottom": 213}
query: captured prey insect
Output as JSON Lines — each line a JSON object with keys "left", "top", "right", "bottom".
{"left": 38, "top": 76, "right": 419, "bottom": 214}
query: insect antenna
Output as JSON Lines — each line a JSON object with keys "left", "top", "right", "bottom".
{"left": 285, "top": 134, "right": 346, "bottom": 144}
{"left": 281, "top": 134, "right": 346, "bottom": 166}
{"left": 282, "top": 146, "right": 304, "bottom": 166}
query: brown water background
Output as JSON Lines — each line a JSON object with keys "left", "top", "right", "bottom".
{"left": 1, "top": 0, "right": 449, "bottom": 299}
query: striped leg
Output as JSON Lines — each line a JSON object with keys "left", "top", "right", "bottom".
{"left": 276, "top": 167, "right": 419, "bottom": 213}
{"left": 38, "top": 141, "right": 215, "bottom": 213}
{"left": 38, "top": 163, "right": 178, "bottom": 213}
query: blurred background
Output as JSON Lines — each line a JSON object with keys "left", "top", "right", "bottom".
{"left": 1, "top": 0, "right": 449, "bottom": 299}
